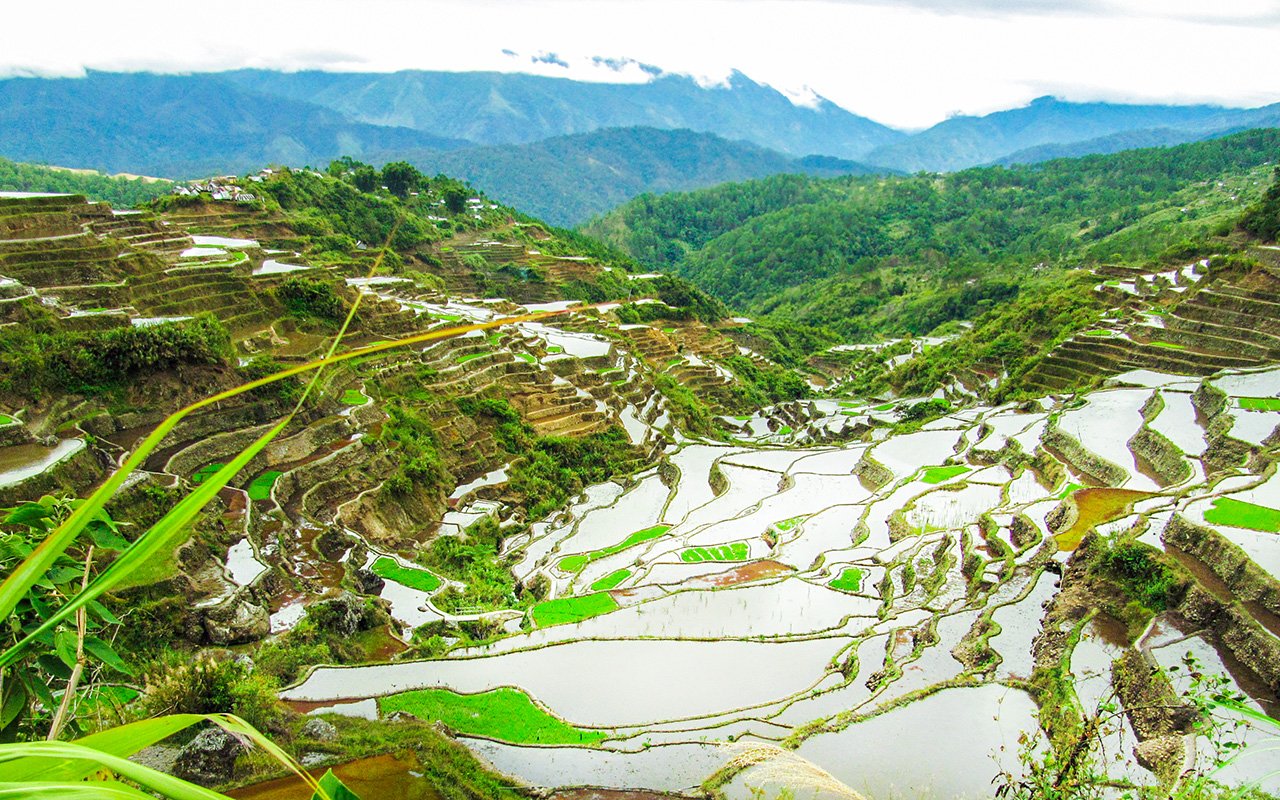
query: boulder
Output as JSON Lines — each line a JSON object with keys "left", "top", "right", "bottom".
{"left": 352, "top": 567, "right": 385, "bottom": 595}
{"left": 174, "top": 727, "right": 245, "bottom": 786}
{"left": 203, "top": 597, "right": 270, "bottom": 645}
{"left": 308, "top": 591, "right": 388, "bottom": 637}
{"left": 300, "top": 717, "right": 338, "bottom": 742}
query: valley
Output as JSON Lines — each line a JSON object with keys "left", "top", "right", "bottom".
{"left": 1, "top": 144, "right": 1279, "bottom": 800}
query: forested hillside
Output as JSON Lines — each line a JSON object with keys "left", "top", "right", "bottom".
{"left": 223, "top": 68, "right": 903, "bottom": 159}
{"left": 586, "top": 129, "right": 1280, "bottom": 339}
{"left": 406, "top": 127, "right": 881, "bottom": 226}
{"left": 0, "top": 157, "right": 173, "bottom": 207}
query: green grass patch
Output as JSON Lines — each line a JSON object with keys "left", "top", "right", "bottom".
{"left": 371, "top": 556, "right": 442, "bottom": 592}
{"left": 829, "top": 567, "right": 864, "bottom": 593}
{"left": 1057, "top": 482, "right": 1084, "bottom": 499}
{"left": 378, "top": 687, "right": 606, "bottom": 745}
{"left": 487, "top": 332, "right": 503, "bottom": 346}
{"left": 680, "top": 542, "right": 749, "bottom": 563}
{"left": 434, "top": 313, "right": 463, "bottom": 323}
{"left": 665, "top": 357, "right": 683, "bottom": 368}
{"left": 590, "top": 569, "right": 632, "bottom": 592}
{"left": 1084, "top": 329, "right": 1114, "bottom": 337}
{"left": 191, "top": 463, "right": 224, "bottom": 485}
{"left": 920, "top": 465, "right": 970, "bottom": 484}
{"left": 557, "top": 524, "right": 671, "bottom": 573}
{"left": 1203, "top": 497, "right": 1280, "bottom": 532}
{"left": 1150, "top": 341, "right": 1186, "bottom": 350}
{"left": 546, "top": 345, "right": 564, "bottom": 354}
{"left": 733, "top": 415, "right": 752, "bottom": 421}
{"left": 0, "top": 414, "right": 15, "bottom": 426}
{"left": 662, "top": 327, "right": 676, "bottom": 333}
{"left": 598, "top": 367, "right": 622, "bottom": 377}
{"left": 838, "top": 401, "right": 860, "bottom": 409}
{"left": 516, "top": 353, "right": 536, "bottom": 363}
{"left": 531, "top": 592, "right": 619, "bottom": 627}
{"left": 1238, "top": 396, "right": 1280, "bottom": 411}
{"left": 777, "top": 426, "right": 794, "bottom": 435}
{"left": 775, "top": 516, "right": 805, "bottom": 532}
{"left": 247, "top": 471, "right": 282, "bottom": 501}
{"left": 874, "top": 402, "right": 896, "bottom": 412}
{"left": 455, "top": 352, "right": 487, "bottom": 364}
{"left": 340, "top": 388, "right": 369, "bottom": 405}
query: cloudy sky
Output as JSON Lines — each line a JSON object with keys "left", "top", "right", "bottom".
{"left": 5, "top": 0, "right": 1280, "bottom": 128}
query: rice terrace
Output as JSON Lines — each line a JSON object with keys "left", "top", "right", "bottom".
{"left": 2, "top": 9, "right": 1280, "bottom": 800}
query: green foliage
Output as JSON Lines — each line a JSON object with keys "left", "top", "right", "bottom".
{"left": 1097, "top": 541, "right": 1185, "bottom": 613}
{"left": 590, "top": 569, "right": 632, "bottom": 591}
{"left": 1239, "top": 166, "right": 1280, "bottom": 242}
{"left": 829, "top": 568, "right": 864, "bottom": 593}
{"left": 138, "top": 655, "right": 282, "bottom": 732}
{"left": 380, "top": 403, "right": 450, "bottom": 498}
{"left": 920, "top": 465, "right": 970, "bottom": 484}
{"left": 378, "top": 687, "right": 607, "bottom": 745}
{"left": 0, "top": 157, "right": 172, "bottom": 207}
{"left": 275, "top": 277, "right": 345, "bottom": 322}
{"left": 653, "top": 373, "right": 721, "bottom": 438}
{"left": 507, "top": 428, "right": 643, "bottom": 520}
{"left": 588, "top": 129, "right": 1280, "bottom": 339}
{"left": 421, "top": 517, "right": 517, "bottom": 614}
{"left": 530, "top": 592, "right": 619, "bottom": 627}
{"left": 0, "top": 498, "right": 131, "bottom": 740}
{"left": 556, "top": 525, "right": 671, "bottom": 573}
{"left": 238, "top": 356, "right": 304, "bottom": 404}
{"left": 380, "top": 161, "right": 422, "bottom": 198}
{"left": 890, "top": 271, "right": 1103, "bottom": 398}
{"left": 1202, "top": 497, "right": 1280, "bottom": 533}
{"left": 0, "top": 316, "right": 231, "bottom": 399}
{"left": 680, "top": 542, "right": 749, "bottom": 562}
{"left": 898, "top": 398, "right": 951, "bottom": 423}
{"left": 370, "top": 556, "right": 441, "bottom": 592}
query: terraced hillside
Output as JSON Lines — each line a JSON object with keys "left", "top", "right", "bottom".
{"left": 3, "top": 164, "right": 1280, "bottom": 800}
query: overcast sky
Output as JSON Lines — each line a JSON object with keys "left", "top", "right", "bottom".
{"left": 5, "top": 0, "right": 1280, "bottom": 128}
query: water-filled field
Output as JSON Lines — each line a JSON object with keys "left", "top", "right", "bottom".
{"left": 276, "top": 365, "right": 1280, "bottom": 796}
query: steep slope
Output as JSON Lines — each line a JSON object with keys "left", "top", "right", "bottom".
{"left": 586, "top": 129, "right": 1280, "bottom": 338}
{"left": 405, "top": 127, "right": 882, "bottom": 226}
{"left": 864, "top": 96, "right": 1229, "bottom": 172}
{"left": 223, "top": 68, "right": 905, "bottom": 160}
{"left": 0, "top": 72, "right": 469, "bottom": 178}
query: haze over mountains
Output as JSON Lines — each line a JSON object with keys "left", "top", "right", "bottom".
{"left": 2, "top": 68, "right": 1278, "bottom": 223}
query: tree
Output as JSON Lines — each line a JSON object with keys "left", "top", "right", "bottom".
{"left": 381, "top": 161, "right": 422, "bottom": 198}
{"left": 444, "top": 186, "right": 469, "bottom": 215}
{"left": 352, "top": 166, "right": 379, "bottom": 193}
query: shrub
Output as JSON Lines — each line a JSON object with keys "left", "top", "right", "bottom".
{"left": 275, "top": 277, "right": 345, "bottom": 322}
{"left": 139, "top": 655, "right": 282, "bottom": 731}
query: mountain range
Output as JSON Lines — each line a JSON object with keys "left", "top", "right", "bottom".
{"left": 2, "top": 69, "right": 1278, "bottom": 221}
{"left": 403, "top": 127, "right": 881, "bottom": 226}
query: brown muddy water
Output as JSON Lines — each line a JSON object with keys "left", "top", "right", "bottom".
{"left": 227, "top": 754, "right": 442, "bottom": 800}
{"left": 1054, "top": 488, "right": 1152, "bottom": 550}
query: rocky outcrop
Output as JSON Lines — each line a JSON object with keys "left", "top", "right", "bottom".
{"left": 174, "top": 726, "right": 246, "bottom": 786}
{"left": 854, "top": 452, "right": 894, "bottom": 491}
{"left": 202, "top": 594, "right": 270, "bottom": 645}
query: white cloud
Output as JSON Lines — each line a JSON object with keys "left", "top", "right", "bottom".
{"left": 2, "top": 0, "right": 1278, "bottom": 128}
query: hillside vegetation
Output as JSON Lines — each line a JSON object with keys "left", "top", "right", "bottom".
{"left": 405, "top": 127, "right": 882, "bottom": 226}
{"left": 0, "top": 157, "right": 174, "bottom": 207}
{"left": 585, "top": 129, "right": 1280, "bottom": 340}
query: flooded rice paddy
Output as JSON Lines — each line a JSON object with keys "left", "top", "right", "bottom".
{"left": 266, "top": 365, "right": 1280, "bottom": 796}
